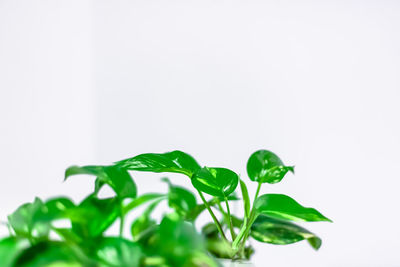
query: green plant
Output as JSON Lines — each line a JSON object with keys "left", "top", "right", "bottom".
{"left": 0, "top": 149, "right": 331, "bottom": 266}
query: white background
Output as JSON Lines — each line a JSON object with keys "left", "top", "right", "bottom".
{"left": 1, "top": 1, "right": 400, "bottom": 266}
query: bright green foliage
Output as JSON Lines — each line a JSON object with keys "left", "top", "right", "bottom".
{"left": 0, "top": 237, "right": 29, "bottom": 266}
{"left": 191, "top": 167, "right": 239, "bottom": 197}
{"left": 7, "top": 198, "right": 49, "bottom": 241}
{"left": 69, "top": 194, "right": 120, "bottom": 239}
{"left": 247, "top": 150, "right": 294, "bottom": 184}
{"left": 1, "top": 149, "right": 331, "bottom": 266}
{"left": 239, "top": 180, "right": 250, "bottom": 218}
{"left": 162, "top": 177, "right": 197, "bottom": 217}
{"left": 65, "top": 165, "right": 137, "bottom": 199}
{"left": 254, "top": 194, "right": 332, "bottom": 222}
{"left": 250, "top": 215, "right": 322, "bottom": 250}
{"left": 115, "top": 150, "right": 201, "bottom": 177}
{"left": 95, "top": 237, "right": 142, "bottom": 267}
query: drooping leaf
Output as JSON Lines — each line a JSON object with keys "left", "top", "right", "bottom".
{"left": 13, "top": 241, "right": 84, "bottom": 267}
{"left": 0, "top": 237, "right": 29, "bottom": 267}
{"left": 239, "top": 180, "right": 250, "bottom": 218}
{"left": 95, "top": 237, "right": 143, "bottom": 267}
{"left": 250, "top": 214, "right": 322, "bottom": 250}
{"left": 7, "top": 198, "right": 49, "bottom": 240}
{"left": 115, "top": 150, "right": 201, "bottom": 177}
{"left": 162, "top": 177, "right": 197, "bottom": 217}
{"left": 191, "top": 167, "right": 239, "bottom": 197}
{"left": 254, "top": 194, "right": 332, "bottom": 222}
{"left": 65, "top": 165, "right": 137, "bottom": 199}
{"left": 68, "top": 194, "right": 120, "bottom": 238}
{"left": 247, "top": 150, "right": 294, "bottom": 184}
{"left": 131, "top": 199, "right": 163, "bottom": 241}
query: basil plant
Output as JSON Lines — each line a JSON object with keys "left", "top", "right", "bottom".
{"left": 0, "top": 149, "right": 331, "bottom": 266}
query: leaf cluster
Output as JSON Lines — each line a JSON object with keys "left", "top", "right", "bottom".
{"left": 0, "top": 149, "right": 331, "bottom": 266}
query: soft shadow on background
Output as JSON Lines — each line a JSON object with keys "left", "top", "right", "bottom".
{"left": 1, "top": 1, "right": 400, "bottom": 266}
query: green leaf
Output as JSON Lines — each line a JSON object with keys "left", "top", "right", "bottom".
{"left": 7, "top": 198, "right": 50, "bottom": 240}
{"left": 157, "top": 214, "right": 208, "bottom": 266}
{"left": 251, "top": 215, "right": 322, "bottom": 250}
{"left": 162, "top": 177, "right": 197, "bottom": 217}
{"left": 13, "top": 241, "right": 83, "bottom": 267}
{"left": 191, "top": 167, "right": 239, "bottom": 197}
{"left": 65, "top": 165, "right": 137, "bottom": 199}
{"left": 131, "top": 199, "right": 162, "bottom": 241}
{"left": 115, "top": 150, "right": 201, "bottom": 177}
{"left": 96, "top": 237, "right": 142, "bottom": 267}
{"left": 34, "top": 197, "right": 75, "bottom": 223}
{"left": 0, "top": 237, "right": 29, "bottom": 267}
{"left": 247, "top": 150, "right": 294, "bottom": 184}
{"left": 254, "top": 194, "right": 332, "bottom": 222}
{"left": 69, "top": 194, "right": 120, "bottom": 238}
{"left": 123, "top": 193, "right": 166, "bottom": 215}
{"left": 239, "top": 180, "right": 250, "bottom": 218}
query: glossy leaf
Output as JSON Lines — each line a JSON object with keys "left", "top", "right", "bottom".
{"left": 162, "top": 177, "right": 197, "bottom": 216}
{"left": 251, "top": 215, "right": 322, "bottom": 250}
{"left": 247, "top": 150, "right": 294, "bottom": 184}
{"left": 96, "top": 237, "right": 142, "bottom": 267}
{"left": 115, "top": 150, "right": 201, "bottom": 177}
{"left": 0, "top": 237, "right": 29, "bottom": 267}
{"left": 69, "top": 194, "right": 120, "bottom": 238}
{"left": 7, "top": 198, "right": 49, "bottom": 240}
{"left": 239, "top": 180, "right": 250, "bottom": 218}
{"left": 191, "top": 167, "right": 239, "bottom": 197}
{"left": 65, "top": 165, "right": 137, "bottom": 199}
{"left": 254, "top": 194, "right": 332, "bottom": 222}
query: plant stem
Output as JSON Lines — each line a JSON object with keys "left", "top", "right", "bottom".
{"left": 239, "top": 182, "right": 262, "bottom": 250}
{"left": 119, "top": 203, "right": 125, "bottom": 237}
{"left": 224, "top": 197, "right": 236, "bottom": 241}
{"left": 197, "top": 190, "right": 228, "bottom": 242}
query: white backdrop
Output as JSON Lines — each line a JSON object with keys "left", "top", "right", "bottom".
{"left": 2, "top": 1, "right": 400, "bottom": 266}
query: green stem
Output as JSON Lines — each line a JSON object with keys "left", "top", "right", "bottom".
{"left": 119, "top": 201, "right": 125, "bottom": 237}
{"left": 224, "top": 197, "right": 236, "bottom": 241}
{"left": 197, "top": 190, "right": 228, "bottom": 242}
{"left": 239, "top": 182, "right": 262, "bottom": 250}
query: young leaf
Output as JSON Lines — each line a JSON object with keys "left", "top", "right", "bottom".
{"left": 239, "top": 180, "right": 250, "bottom": 218}
{"left": 115, "top": 150, "right": 201, "bottom": 177}
{"left": 7, "top": 198, "right": 50, "bottom": 240}
{"left": 65, "top": 165, "right": 137, "bottom": 199}
{"left": 191, "top": 167, "right": 239, "bottom": 197}
{"left": 250, "top": 214, "right": 322, "bottom": 250}
{"left": 247, "top": 150, "right": 294, "bottom": 184}
{"left": 162, "top": 177, "right": 197, "bottom": 217}
{"left": 254, "top": 194, "right": 332, "bottom": 222}
{"left": 96, "top": 237, "right": 143, "bottom": 267}
{"left": 68, "top": 194, "right": 120, "bottom": 238}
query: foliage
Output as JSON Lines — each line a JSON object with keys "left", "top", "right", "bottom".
{"left": 0, "top": 149, "right": 331, "bottom": 266}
